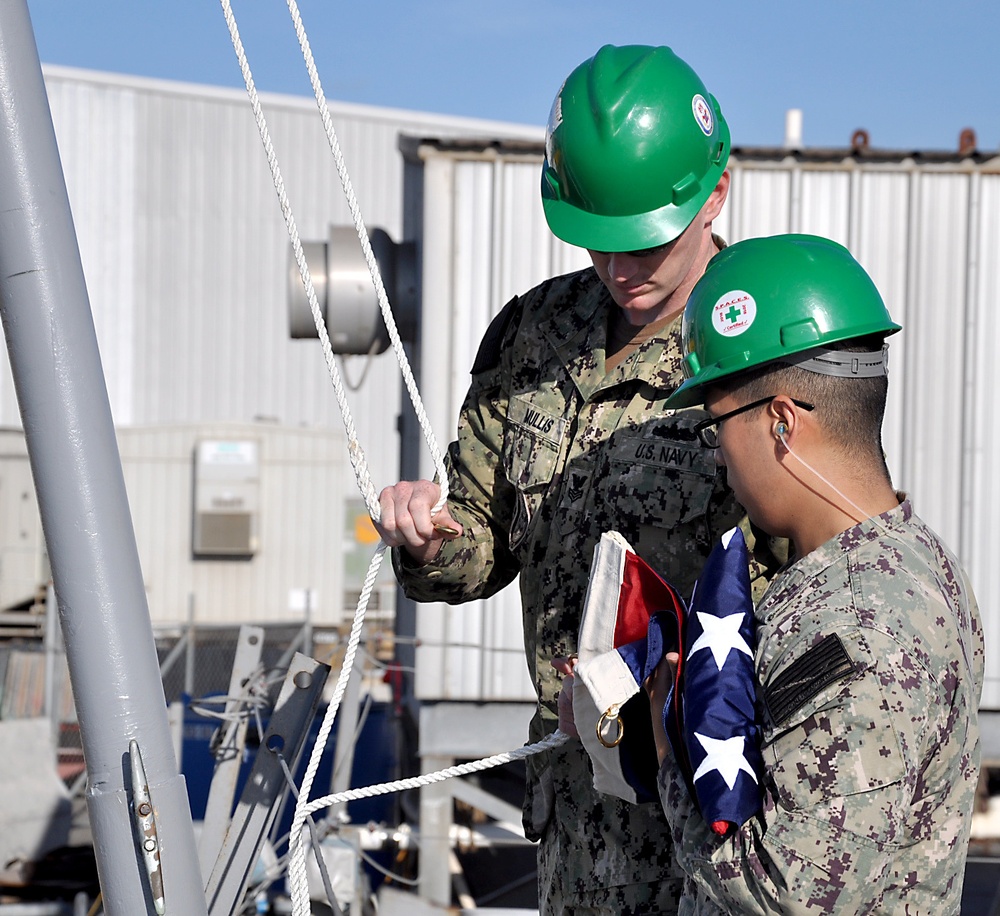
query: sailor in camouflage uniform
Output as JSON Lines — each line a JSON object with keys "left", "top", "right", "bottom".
{"left": 375, "top": 45, "right": 779, "bottom": 914}
{"left": 647, "top": 234, "right": 984, "bottom": 914}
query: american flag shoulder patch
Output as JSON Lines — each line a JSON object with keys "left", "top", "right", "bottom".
{"left": 764, "top": 633, "right": 856, "bottom": 725}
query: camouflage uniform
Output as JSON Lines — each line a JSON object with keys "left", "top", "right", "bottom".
{"left": 395, "top": 267, "right": 777, "bottom": 914}
{"left": 658, "top": 498, "right": 984, "bottom": 915}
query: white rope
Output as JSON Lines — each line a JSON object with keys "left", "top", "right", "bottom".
{"left": 217, "top": 4, "right": 562, "bottom": 914}
{"left": 282, "top": 0, "right": 450, "bottom": 518}
{"left": 299, "top": 729, "right": 570, "bottom": 817}
{"left": 282, "top": 525, "right": 387, "bottom": 911}
{"left": 219, "top": 0, "right": 449, "bottom": 521}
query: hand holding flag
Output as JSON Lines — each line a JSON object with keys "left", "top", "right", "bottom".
{"left": 571, "top": 527, "right": 763, "bottom": 832}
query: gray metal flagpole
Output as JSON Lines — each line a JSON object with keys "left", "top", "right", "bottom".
{"left": 0, "top": 2, "right": 207, "bottom": 913}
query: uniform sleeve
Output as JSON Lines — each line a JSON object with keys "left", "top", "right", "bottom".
{"left": 393, "top": 300, "right": 522, "bottom": 604}
{"left": 659, "top": 625, "right": 935, "bottom": 914}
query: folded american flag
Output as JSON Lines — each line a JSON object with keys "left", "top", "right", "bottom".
{"left": 573, "top": 527, "right": 763, "bottom": 832}
{"left": 670, "top": 526, "right": 763, "bottom": 834}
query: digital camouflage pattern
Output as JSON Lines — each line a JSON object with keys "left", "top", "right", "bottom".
{"left": 394, "top": 266, "right": 781, "bottom": 913}
{"left": 658, "top": 499, "right": 984, "bottom": 915}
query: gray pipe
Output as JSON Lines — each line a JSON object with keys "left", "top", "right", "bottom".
{"left": 0, "top": 3, "right": 206, "bottom": 913}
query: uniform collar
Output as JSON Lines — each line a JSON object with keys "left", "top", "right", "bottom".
{"left": 760, "top": 495, "right": 912, "bottom": 608}
{"left": 537, "top": 270, "right": 687, "bottom": 401}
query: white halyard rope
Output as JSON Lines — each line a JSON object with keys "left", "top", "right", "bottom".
{"left": 282, "top": 0, "right": 450, "bottom": 511}
{"left": 219, "top": 0, "right": 388, "bottom": 520}
{"left": 300, "top": 728, "right": 570, "bottom": 816}
{"left": 218, "top": 3, "right": 567, "bottom": 913}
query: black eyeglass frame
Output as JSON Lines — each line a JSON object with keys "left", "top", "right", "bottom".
{"left": 693, "top": 396, "right": 815, "bottom": 448}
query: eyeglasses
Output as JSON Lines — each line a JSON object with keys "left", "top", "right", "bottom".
{"left": 693, "top": 396, "right": 815, "bottom": 448}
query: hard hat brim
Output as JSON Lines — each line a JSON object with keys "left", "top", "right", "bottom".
{"left": 541, "top": 159, "right": 726, "bottom": 253}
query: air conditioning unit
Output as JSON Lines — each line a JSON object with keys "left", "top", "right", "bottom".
{"left": 192, "top": 440, "right": 260, "bottom": 557}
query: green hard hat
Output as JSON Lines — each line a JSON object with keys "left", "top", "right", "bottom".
{"left": 541, "top": 44, "right": 730, "bottom": 253}
{"left": 666, "top": 234, "right": 902, "bottom": 408}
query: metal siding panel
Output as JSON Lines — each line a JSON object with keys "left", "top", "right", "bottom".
{"left": 40, "top": 70, "right": 538, "bottom": 496}
{"left": 483, "top": 587, "right": 533, "bottom": 699}
{"left": 416, "top": 157, "right": 536, "bottom": 701}
{"left": 414, "top": 153, "right": 556, "bottom": 701}
{"left": 967, "top": 174, "right": 1000, "bottom": 705}
{"left": 713, "top": 182, "right": 734, "bottom": 243}
{"left": 798, "top": 170, "right": 851, "bottom": 244}
{"left": 728, "top": 166, "right": 793, "bottom": 240}
{"left": 414, "top": 602, "right": 448, "bottom": 698}
{"left": 415, "top": 147, "right": 1000, "bottom": 702}
{"left": 501, "top": 161, "right": 550, "bottom": 295}
{"left": 415, "top": 154, "right": 458, "bottom": 483}
{"left": 853, "top": 171, "right": 913, "bottom": 479}
{"left": 35, "top": 78, "right": 139, "bottom": 426}
{"left": 30, "top": 68, "right": 545, "bottom": 449}
{"left": 497, "top": 160, "right": 586, "bottom": 300}
{"left": 899, "top": 173, "right": 970, "bottom": 550}
{"left": 121, "top": 84, "right": 414, "bottom": 489}
{"left": 118, "top": 424, "right": 346, "bottom": 626}
{"left": 451, "top": 160, "right": 496, "bottom": 422}
{"left": 548, "top": 234, "right": 592, "bottom": 277}
{"left": 261, "top": 427, "right": 347, "bottom": 625}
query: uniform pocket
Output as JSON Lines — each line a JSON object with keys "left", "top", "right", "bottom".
{"left": 504, "top": 394, "right": 565, "bottom": 487}
{"left": 589, "top": 415, "right": 731, "bottom": 593}
{"left": 503, "top": 394, "right": 568, "bottom": 549}
{"left": 596, "top": 417, "right": 720, "bottom": 537}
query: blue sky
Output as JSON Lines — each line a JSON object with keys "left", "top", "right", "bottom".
{"left": 24, "top": 0, "right": 1000, "bottom": 152}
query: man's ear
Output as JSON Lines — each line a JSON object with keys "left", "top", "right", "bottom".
{"left": 703, "top": 170, "right": 730, "bottom": 220}
{"left": 768, "top": 396, "right": 797, "bottom": 447}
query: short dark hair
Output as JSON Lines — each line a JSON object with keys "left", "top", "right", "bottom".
{"left": 722, "top": 334, "right": 891, "bottom": 478}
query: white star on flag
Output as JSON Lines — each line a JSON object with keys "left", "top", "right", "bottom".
{"left": 688, "top": 611, "right": 753, "bottom": 670}
{"left": 692, "top": 732, "right": 758, "bottom": 790}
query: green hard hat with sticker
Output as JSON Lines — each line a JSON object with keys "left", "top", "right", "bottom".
{"left": 540, "top": 44, "right": 730, "bottom": 253}
{"left": 666, "top": 234, "right": 902, "bottom": 408}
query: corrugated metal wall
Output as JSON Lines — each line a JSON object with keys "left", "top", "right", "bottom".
{"left": 5, "top": 68, "right": 997, "bottom": 702}
{"left": 118, "top": 423, "right": 346, "bottom": 625}
{"left": 407, "top": 141, "right": 1000, "bottom": 704}
{"left": 0, "top": 423, "right": 347, "bottom": 625}
{"left": 409, "top": 146, "right": 588, "bottom": 701}
{"left": 34, "top": 65, "right": 543, "bottom": 494}
{"left": 0, "top": 67, "right": 542, "bottom": 626}
{"left": 722, "top": 156, "right": 1000, "bottom": 709}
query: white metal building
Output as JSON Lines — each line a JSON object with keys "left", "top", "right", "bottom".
{"left": 405, "top": 136, "right": 1000, "bottom": 707}
{"left": 0, "top": 66, "right": 544, "bottom": 629}
{"left": 0, "top": 65, "right": 996, "bottom": 708}
{"left": 35, "top": 64, "right": 545, "bottom": 489}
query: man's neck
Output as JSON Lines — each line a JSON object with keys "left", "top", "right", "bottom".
{"left": 624, "top": 231, "right": 722, "bottom": 328}
{"left": 605, "top": 310, "right": 676, "bottom": 373}
{"left": 788, "top": 478, "right": 900, "bottom": 558}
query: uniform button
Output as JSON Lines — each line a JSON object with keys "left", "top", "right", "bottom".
{"left": 427, "top": 570, "right": 443, "bottom": 579}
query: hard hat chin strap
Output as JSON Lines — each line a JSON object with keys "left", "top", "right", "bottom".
{"left": 783, "top": 344, "right": 889, "bottom": 378}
